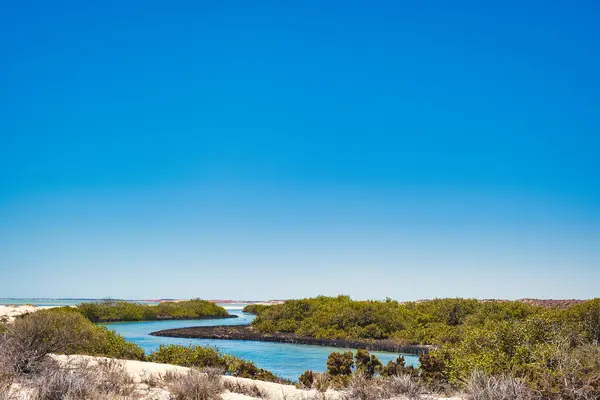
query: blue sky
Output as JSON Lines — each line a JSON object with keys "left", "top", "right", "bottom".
{"left": 1, "top": 0, "right": 599, "bottom": 300}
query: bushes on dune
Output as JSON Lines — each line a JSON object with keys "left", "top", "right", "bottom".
{"left": 0, "top": 308, "right": 144, "bottom": 376}
{"left": 77, "top": 298, "right": 230, "bottom": 322}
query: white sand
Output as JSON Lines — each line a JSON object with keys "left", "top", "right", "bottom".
{"left": 0, "top": 305, "right": 45, "bottom": 323}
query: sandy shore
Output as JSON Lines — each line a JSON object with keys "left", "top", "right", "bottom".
{"left": 46, "top": 355, "right": 462, "bottom": 400}
{"left": 0, "top": 304, "right": 57, "bottom": 323}
{"left": 51, "top": 354, "right": 342, "bottom": 400}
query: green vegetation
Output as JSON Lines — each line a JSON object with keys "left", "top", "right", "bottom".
{"left": 242, "top": 304, "right": 271, "bottom": 315}
{"left": 147, "top": 344, "right": 282, "bottom": 383}
{"left": 260, "top": 296, "right": 600, "bottom": 398}
{"left": 77, "top": 299, "right": 230, "bottom": 322}
{"left": 0, "top": 307, "right": 144, "bottom": 376}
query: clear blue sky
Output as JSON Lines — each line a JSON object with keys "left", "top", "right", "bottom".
{"left": 1, "top": 0, "right": 599, "bottom": 300}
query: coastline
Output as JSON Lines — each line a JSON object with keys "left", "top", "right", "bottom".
{"left": 98, "top": 314, "right": 239, "bottom": 323}
{"left": 150, "top": 325, "right": 432, "bottom": 355}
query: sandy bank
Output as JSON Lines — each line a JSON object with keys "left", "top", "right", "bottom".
{"left": 47, "top": 355, "right": 461, "bottom": 400}
{"left": 0, "top": 305, "right": 58, "bottom": 323}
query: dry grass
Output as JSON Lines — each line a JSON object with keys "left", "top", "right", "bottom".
{"left": 341, "top": 373, "right": 386, "bottom": 400}
{"left": 222, "top": 378, "right": 270, "bottom": 398}
{"left": 464, "top": 370, "right": 539, "bottom": 400}
{"left": 0, "top": 311, "right": 90, "bottom": 376}
{"left": 338, "top": 373, "right": 426, "bottom": 400}
{"left": 27, "top": 358, "right": 134, "bottom": 400}
{"left": 384, "top": 375, "right": 424, "bottom": 399}
{"left": 168, "top": 369, "right": 223, "bottom": 400}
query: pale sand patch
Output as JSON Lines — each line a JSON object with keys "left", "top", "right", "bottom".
{"left": 0, "top": 305, "right": 41, "bottom": 323}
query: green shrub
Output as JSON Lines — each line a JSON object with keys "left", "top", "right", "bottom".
{"left": 354, "top": 349, "right": 382, "bottom": 378}
{"left": 251, "top": 296, "right": 544, "bottom": 343}
{"left": 326, "top": 351, "right": 354, "bottom": 376}
{"left": 298, "top": 370, "right": 315, "bottom": 388}
{"left": 0, "top": 308, "right": 145, "bottom": 376}
{"left": 147, "top": 345, "right": 280, "bottom": 383}
{"left": 77, "top": 299, "right": 229, "bottom": 322}
{"left": 242, "top": 304, "right": 270, "bottom": 315}
{"left": 147, "top": 345, "right": 226, "bottom": 369}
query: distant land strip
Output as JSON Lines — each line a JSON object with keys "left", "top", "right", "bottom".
{"left": 150, "top": 325, "right": 432, "bottom": 354}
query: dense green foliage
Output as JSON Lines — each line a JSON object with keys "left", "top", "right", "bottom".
{"left": 242, "top": 304, "right": 271, "bottom": 315}
{"left": 42, "top": 307, "right": 146, "bottom": 360}
{"left": 253, "top": 296, "right": 409, "bottom": 339}
{"left": 260, "top": 296, "right": 600, "bottom": 398}
{"left": 77, "top": 299, "right": 230, "bottom": 322}
{"left": 147, "top": 344, "right": 281, "bottom": 382}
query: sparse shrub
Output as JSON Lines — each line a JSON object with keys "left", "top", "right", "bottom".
{"left": 0, "top": 307, "right": 144, "bottom": 376}
{"left": 148, "top": 345, "right": 227, "bottom": 370}
{"left": 380, "top": 355, "right": 416, "bottom": 377}
{"left": 168, "top": 369, "right": 223, "bottom": 400}
{"left": 464, "top": 370, "right": 539, "bottom": 400}
{"left": 326, "top": 352, "right": 354, "bottom": 376}
{"left": 354, "top": 350, "right": 381, "bottom": 378}
{"left": 384, "top": 374, "right": 423, "bottom": 399}
{"left": 299, "top": 370, "right": 316, "bottom": 388}
{"left": 30, "top": 358, "right": 134, "bottom": 400}
{"left": 341, "top": 372, "right": 384, "bottom": 400}
{"left": 0, "top": 309, "right": 93, "bottom": 375}
{"left": 222, "top": 379, "right": 269, "bottom": 398}
{"left": 147, "top": 345, "right": 281, "bottom": 383}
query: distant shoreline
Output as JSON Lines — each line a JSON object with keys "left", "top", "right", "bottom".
{"left": 150, "top": 325, "right": 431, "bottom": 355}
{"left": 101, "top": 314, "right": 239, "bottom": 323}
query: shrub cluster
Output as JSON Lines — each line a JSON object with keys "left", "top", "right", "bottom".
{"left": 0, "top": 307, "right": 144, "bottom": 376}
{"left": 267, "top": 297, "right": 600, "bottom": 399}
{"left": 147, "top": 344, "right": 281, "bottom": 383}
{"left": 77, "top": 299, "right": 230, "bottom": 322}
{"left": 242, "top": 304, "right": 271, "bottom": 315}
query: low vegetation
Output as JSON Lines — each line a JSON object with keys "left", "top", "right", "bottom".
{"left": 77, "top": 298, "right": 231, "bottom": 322}
{"left": 242, "top": 304, "right": 271, "bottom": 315}
{"left": 280, "top": 297, "right": 600, "bottom": 399}
{"left": 147, "top": 344, "right": 284, "bottom": 383}
{"left": 167, "top": 368, "right": 223, "bottom": 400}
{"left": 0, "top": 307, "right": 144, "bottom": 376}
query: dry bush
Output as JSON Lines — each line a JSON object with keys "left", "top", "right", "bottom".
{"left": 383, "top": 375, "right": 423, "bottom": 400}
{"left": 341, "top": 373, "right": 386, "bottom": 400}
{"left": 140, "top": 370, "right": 164, "bottom": 388}
{"left": 222, "top": 378, "right": 269, "bottom": 398}
{"left": 464, "top": 370, "right": 539, "bottom": 400}
{"left": 30, "top": 358, "right": 134, "bottom": 400}
{"left": 309, "top": 373, "right": 331, "bottom": 392}
{"left": 169, "top": 369, "right": 223, "bottom": 400}
{"left": 0, "top": 311, "right": 91, "bottom": 375}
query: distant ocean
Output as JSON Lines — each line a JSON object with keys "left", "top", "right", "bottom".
{"left": 0, "top": 298, "right": 161, "bottom": 307}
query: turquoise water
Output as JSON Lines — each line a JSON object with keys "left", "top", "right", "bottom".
{"left": 103, "top": 307, "right": 419, "bottom": 381}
